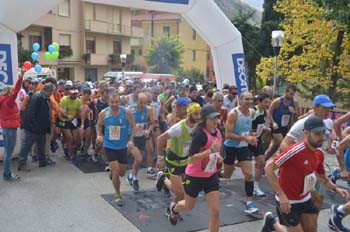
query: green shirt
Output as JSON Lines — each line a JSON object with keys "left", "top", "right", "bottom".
{"left": 60, "top": 96, "right": 82, "bottom": 121}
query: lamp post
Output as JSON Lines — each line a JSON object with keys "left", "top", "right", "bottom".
{"left": 271, "top": 30, "right": 284, "bottom": 96}
{"left": 120, "top": 54, "right": 127, "bottom": 81}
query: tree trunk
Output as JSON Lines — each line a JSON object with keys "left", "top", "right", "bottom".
{"left": 329, "top": 30, "right": 344, "bottom": 101}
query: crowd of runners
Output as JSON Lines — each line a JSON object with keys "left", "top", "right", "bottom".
{"left": 1, "top": 69, "right": 350, "bottom": 232}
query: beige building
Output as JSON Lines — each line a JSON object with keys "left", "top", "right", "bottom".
{"left": 19, "top": 0, "right": 140, "bottom": 82}
{"left": 131, "top": 11, "right": 211, "bottom": 78}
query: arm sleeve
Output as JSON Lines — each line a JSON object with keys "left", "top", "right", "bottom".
{"left": 7, "top": 76, "right": 23, "bottom": 105}
{"left": 189, "top": 130, "right": 207, "bottom": 156}
{"left": 167, "top": 122, "right": 182, "bottom": 138}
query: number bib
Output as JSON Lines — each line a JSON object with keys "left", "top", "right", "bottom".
{"left": 109, "top": 126, "right": 121, "bottom": 141}
{"left": 182, "top": 140, "right": 192, "bottom": 157}
{"left": 204, "top": 152, "right": 219, "bottom": 173}
{"left": 281, "top": 115, "right": 290, "bottom": 127}
{"left": 136, "top": 123, "right": 146, "bottom": 137}
{"left": 302, "top": 172, "right": 317, "bottom": 195}
{"left": 238, "top": 132, "right": 249, "bottom": 147}
{"left": 256, "top": 124, "right": 265, "bottom": 137}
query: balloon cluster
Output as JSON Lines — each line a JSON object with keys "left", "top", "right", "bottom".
{"left": 24, "top": 42, "right": 60, "bottom": 73}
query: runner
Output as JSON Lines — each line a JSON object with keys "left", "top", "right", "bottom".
{"left": 128, "top": 93, "right": 155, "bottom": 179}
{"left": 265, "top": 84, "right": 298, "bottom": 161}
{"left": 95, "top": 93, "right": 137, "bottom": 205}
{"left": 156, "top": 103, "right": 201, "bottom": 215}
{"left": 264, "top": 116, "right": 349, "bottom": 232}
{"left": 250, "top": 93, "right": 271, "bottom": 197}
{"left": 223, "top": 85, "right": 239, "bottom": 112}
{"left": 168, "top": 104, "right": 223, "bottom": 232}
{"left": 219, "top": 91, "right": 259, "bottom": 214}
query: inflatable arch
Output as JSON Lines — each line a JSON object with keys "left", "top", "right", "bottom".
{"left": 0, "top": 0, "right": 247, "bottom": 92}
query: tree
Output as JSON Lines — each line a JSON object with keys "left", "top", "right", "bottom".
{"left": 18, "top": 48, "right": 31, "bottom": 65}
{"left": 146, "top": 36, "right": 185, "bottom": 74}
{"left": 256, "top": 0, "right": 350, "bottom": 106}
{"left": 180, "top": 68, "right": 205, "bottom": 84}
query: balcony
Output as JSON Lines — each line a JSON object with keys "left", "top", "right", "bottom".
{"left": 83, "top": 53, "right": 108, "bottom": 66}
{"left": 85, "top": 20, "right": 131, "bottom": 36}
{"left": 131, "top": 26, "right": 143, "bottom": 38}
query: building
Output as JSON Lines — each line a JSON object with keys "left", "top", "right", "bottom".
{"left": 131, "top": 11, "right": 214, "bottom": 80}
{"left": 19, "top": 0, "right": 137, "bottom": 82}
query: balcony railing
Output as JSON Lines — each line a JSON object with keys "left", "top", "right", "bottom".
{"left": 85, "top": 19, "right": 131, "bottom": 36}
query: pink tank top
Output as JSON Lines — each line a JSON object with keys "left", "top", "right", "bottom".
{"left": 185, "top": 128, "right": 223, "bottom": 178}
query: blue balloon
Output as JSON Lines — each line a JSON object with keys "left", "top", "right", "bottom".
{"left": 32, "top": 43, "right": 40, "bottom": 52}
{"left": 31, "top": 52, "right": 39, "bottom": 61}
{"left": 34, "top": 64, "right": 42, "bottom": 73}
{"left": 48, "top": 45, "right": 55, "bottom": 53}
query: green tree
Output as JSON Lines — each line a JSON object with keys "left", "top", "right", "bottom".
{"left": 180, "top": 68, "right": 205, "bottom": 84}
{"left": 146, "top": 36, "right": 185, "bottom": 74}
{"left": 18, "top": 48, "right": 31, "bottom": 65}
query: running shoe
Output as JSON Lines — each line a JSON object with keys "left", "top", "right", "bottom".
{"left": 46, "top": 157, "right": 56, "bottom": 166}
{"left": 245, "top": 202, "right": 259, "bottom": 214}
{"left": 115, "top": 194, "right": 123, "bottom": 206}
{"left": 105, "top": 164, "right": 111, "bottom": 172}
{"left": 91, "top": 153, "right": 99, "bottom": 163}
{"left": 31, "top": 155, "right": 39, "bottom": 162}
{"left": 165, "top": 206, "right": 170, "bottom": 217}
{"left": 328, "top": 204, "right": 350, "bottom": 232}
{"left": 156, "top": 171, "right": 165, "bottom": 191}
{"left": 132, "top": 179, "right": 139, "bottom": 192}
{"left": 168, "top": 202, "right": 180, "bottom": 225}
{"left": 70, "top": 156, "right": 78, "bottom": 166}
{"left": 50, "top": 141, "right": 59, "bottom": 153}
{"left": 261, "top": 212, "right": 276, "bottom": 232}
{"left": 146, "top": 168, "right": 157, "bottom": 179}
{"left": 330, "top": 168, "right": 341, "bottom": 184}
{"left": 127, "top": 174, "right": 133, "bottom": 186}
{"left": 3, "top": 174, "right": 21, "bottom": 182}
{"left": 254, "top": 185, "right": 266, "bottom": 197}
{"left": 17, "top": 165, "right": 31, "bottom": 172}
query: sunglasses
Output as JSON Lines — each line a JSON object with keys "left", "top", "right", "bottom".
{"left": 231, "top": 92, "right": 238, "bottom": 95}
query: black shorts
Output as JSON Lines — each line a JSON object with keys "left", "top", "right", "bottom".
{"left": 184, "top": 173, "right": 220, "bottom": 198}
{"left": 134, "top": 136, "right": 146, "bottom": 151}
{"left": 83, "top": 120, "right": 95, "bottom": 130}
{"left": 272, "top": 127, "right": 289, "bottom": 137}
{"left": 57, "top": 119, "right": 78, "bottom": 130}
{"left": 249, "top": 138, "right": 265, "bottom": 157}
{"left": 276, "top": 199, "right": 319, "bottom": 227}
{"left": 223, "top": 146, "right": 252, "bottom": 165}
{"left": 166, "top": 160, "right": 187, "bottom": 176}
{"left": 104, "top": 147, "right": 128, "bottom": 164}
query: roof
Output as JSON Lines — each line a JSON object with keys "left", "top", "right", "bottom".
{"left": 132, "top": 12, "right": 182, "bottom": 22}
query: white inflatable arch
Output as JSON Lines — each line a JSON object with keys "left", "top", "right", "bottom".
{"left": 0, "top": 0, "right": 248, "bottom": 92}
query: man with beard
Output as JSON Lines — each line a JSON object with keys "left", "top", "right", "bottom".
{"left": 263, "top": 116, "right": 349, "bottom": 232}
{"left": 96, "top": 93, "right": 137, "bottom": 205}
{"left": 156, "top": 103, "right": 202, "bottom": 217}
{"left": 58, "top": 87, "right": 82, "bottom": 164}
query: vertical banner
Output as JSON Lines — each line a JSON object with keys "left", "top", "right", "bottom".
{"left": 232, "top": 53, "right": 248, "bottom": 96}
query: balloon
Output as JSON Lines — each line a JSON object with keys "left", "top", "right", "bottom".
{"left": 34, "top": 64, "right": 42, "bottom": 73}
{"left": 31, "top": 52, "right": 39, "bottom": 61}
{"left": 23, "top": 61, "right": 32, "bottom": 70}
{"left": 44, "top": 52, "right": 52, "bottom": 61}
{"left": 32, "top": 43, "right": 40, "bottom": 52}
{"left": 48, "top": 44, "right": 55, "bottom": 53}
{"left": 51, "top": 51, "right": 59, "bottom": 60}
{"left": 52, "top": 42, "right": 60, "bottom": 52}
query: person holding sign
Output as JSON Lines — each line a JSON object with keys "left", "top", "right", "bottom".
{"left": 156, "top": 103, "right": 201, "bottom": 216}
{"left": 96, "top": 93, "right": 137, "bottom": 205}
{"left": 168, "top": 104, "right": 223, "bottom": 232}
{"left": 263, "top": 116, "right": 349, "bottom": 232}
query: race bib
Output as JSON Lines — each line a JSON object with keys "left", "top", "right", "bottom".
{"left": 302, "top": 172, "right": 317, "bottom": 195}
{"left": 109, "top": 126, "right": 121, "bottom": 141}
{"left": 238, "top": 132, "right": 249, "bottom": 147}
{"left": 281, "top": 115, "right": 290, "bottom": 127}
{"left": 204, "top": 152, "right": 219, "bottom": 173}
{"left": 136, "top": 123, "right": 146, "bottom": 137}
{"left": 182, "top": 141, "right": 192, "bottom": 157}
{"left": 256, "top": 124, "right": 265, "bottom": 137}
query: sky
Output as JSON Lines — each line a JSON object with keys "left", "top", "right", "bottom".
{"left": 241, "top": 0, "right": 264, "bottom": 12}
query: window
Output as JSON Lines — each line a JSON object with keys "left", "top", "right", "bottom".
{"left": 58, "top": 0, "right": 70, "bottom": 17}
{"left": 86, "top": 38, "right": 96, "bottom": 54}
{"left": 192, "top": 50, "right": 196, "bottom": 61}
{"left": 131, "top": 49, "right": 135, "bottom": 55}
{"left": 59, "top": 34, "right": 71, "bottom": 47}
{"left": 29, "top": 33, "right": 42, "bottom": 51}
{"left": 163, "top": 26, "right": 170, "bottom": 37}
{"left": 113, "top": 40, "right": 122, "bottom": 55}
{"left": 139, "top": 49, "right": 142, "bottom": 56}
{"left": 85, "top": 68, "right": 97, "bottom": 82}
{"left": 192, "top": 28, "right": 196, "bottom": 40}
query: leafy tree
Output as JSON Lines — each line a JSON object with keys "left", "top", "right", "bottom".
{"left": 146, "top": 36, "right": 185, "bottom": 74}
{"left": 18, "top": 48, "right": 31, "bottom": 65}
{"left": 256, "top": 0, "right": 350, "bottom": 106}
{"left": 180, "top": 68, "right": 205, "bottom": 84}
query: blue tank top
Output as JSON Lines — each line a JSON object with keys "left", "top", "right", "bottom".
{"left": 272, "top": 97, "right": 295, "bottom": 128}
{"left": 130, "top": 105, "right": 148, "bottom": 137}
{"left": 103, "top": 106, "right": 129, "bottom": 149}
{"left": 224, "top": 107, "right": 252, "bottom": 148}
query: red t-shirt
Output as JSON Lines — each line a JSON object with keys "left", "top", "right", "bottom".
{"left": 273, "top": 141, "right": 325, "bottom": 202}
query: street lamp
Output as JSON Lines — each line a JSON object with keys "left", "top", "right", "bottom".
{"left": 271, "top": 30, "right": 284, "bottom": 96}
{"left": 120, "top": 54, "right": 127, "bottom": 81}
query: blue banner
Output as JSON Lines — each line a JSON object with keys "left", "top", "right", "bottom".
{"left": 232, "top": 53, "right": 248, "bottom": 96}
{"left": 146, "top": 0, "right": 189, "bottom": 4}
{"left": 0, "top": 44, "right": 13, "bottom": 87}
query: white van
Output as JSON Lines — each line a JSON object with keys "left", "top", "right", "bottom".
{"left": 103, "top": 71, "right": 143, "bottom": 82}
{"left": 23, "top": 67, "right": 56, "bottom": 80}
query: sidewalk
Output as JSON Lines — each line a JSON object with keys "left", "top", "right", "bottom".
{"left": 0, "top": 151, "right": 348, "bottom": 232}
